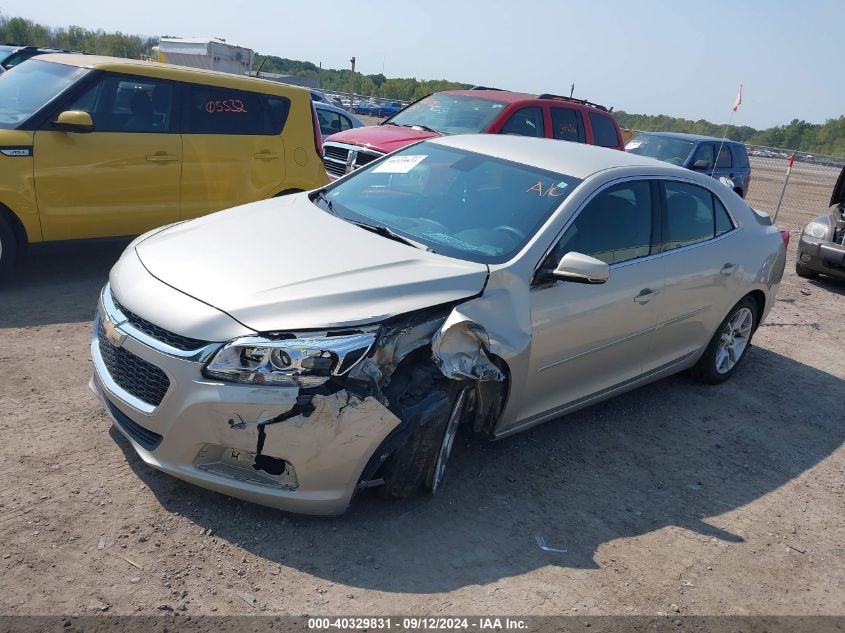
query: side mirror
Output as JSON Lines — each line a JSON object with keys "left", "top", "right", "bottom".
{"left": 692, "top": 159, "right": 711, "bottom": 170}
{"left": 553, "top": 251, "right": 609, "bottom": 284}
{"left": 52, "top": 110, "right": 94, "bottom": 133}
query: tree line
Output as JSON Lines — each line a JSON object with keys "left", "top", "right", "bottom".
{"left": 2, "top": 13, "right": 844, "bottom": 157}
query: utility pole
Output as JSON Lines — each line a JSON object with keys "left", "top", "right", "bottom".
{"left": 349, "top": 57, "right": 356, "bottom": 112}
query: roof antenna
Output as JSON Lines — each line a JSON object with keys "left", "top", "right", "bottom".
{"left": 569, "top": 83, "right": 575, "bottom": 98}
{"left": 255, "top": 58, "right": 267, "bottom": 78}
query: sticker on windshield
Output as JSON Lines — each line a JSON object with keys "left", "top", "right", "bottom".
{"left": 526, "top": 180, "right": 569, "bottom": 197}
{"left": 373, "top": 155, "right": 428, "bottom": 174}
{"left": 625, "top": 140, "right": 643, "bottom": 150}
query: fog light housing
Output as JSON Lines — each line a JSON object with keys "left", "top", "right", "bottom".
{"left": 800, "top": 252, "right": 811, "bottom": 264}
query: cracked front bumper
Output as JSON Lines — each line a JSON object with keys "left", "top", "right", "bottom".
{"left": 797, "top": 233, "right": 845, "bottom": 280}
{"left": 90, "top": 297, "right": 400, "bottom": 516}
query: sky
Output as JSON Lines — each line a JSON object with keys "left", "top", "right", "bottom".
{"left": 1, "top": 0, "right": 841, "bottom": 129}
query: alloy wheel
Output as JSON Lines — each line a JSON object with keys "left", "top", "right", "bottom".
{"left": 715, "top": 307, "right": 754, "bottom": 374}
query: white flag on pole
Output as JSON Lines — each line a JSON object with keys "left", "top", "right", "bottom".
{"left": 732, "top": 84, "right": 743, "bottom": 112}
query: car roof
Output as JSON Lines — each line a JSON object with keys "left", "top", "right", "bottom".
{"left": 428, "top": 134, "right": 675, "bottom": 180}
{"left": 34, "top": 53, "right": 311, "bottom": 95}
{"left": 637, "top": 131, "right": 742, "bottom": 144}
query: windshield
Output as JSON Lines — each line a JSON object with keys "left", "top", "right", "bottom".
{"left": 0, "top": 60, "right": 87, "bottom": 129}
{"left": 387, "top": 94, "right": 508, "bottom": 134}
{"left": 625, "top": 133, "right": 695, "bottom": 166}
{"left": 314, "top": 142, "right": 582, "bottom": 264}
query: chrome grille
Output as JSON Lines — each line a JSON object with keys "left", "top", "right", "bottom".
{"left": 98, "top": 320, "right": 170, "bottom": 407}
{"left": 111, "top": 291, "right": 208, "bottom": 351}
{"left": 322, "top": 142, "right": 384, "bottom": 178}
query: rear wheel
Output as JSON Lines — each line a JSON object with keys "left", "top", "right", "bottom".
{"left": 0, "top": 216, "right": 18, "bottom": 282}
{"left": 692, "top": 296, "right": 758, "bottom": 384}
{"left": 795, "top": 262, "right": 817, "bottom": 279}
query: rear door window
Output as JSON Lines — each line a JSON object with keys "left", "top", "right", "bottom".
{"left": 500, "top": 106, "right": 545, "bottom": 137}
{"left": 181, "top": 84, "right": 290, "bottom": 135}
{"left": 733, "top": 144, "right": 750, "bottom": 168}
{"left": 588, "top": 112, "right": 620, "bottom": 148}
{"left": 714, "top": 196, "right": 734, "bottom": 236}
{"left": 67, "top": 73, "right": 174, "bottom": 133}
{"left": 317, "top": 108, "right": 352, "bottom": 136}
{"left": 550, "top": 107, "right": 585, "bottom": 143}
{"left": 662, "top": 181, "right": 716, "bottom": 250}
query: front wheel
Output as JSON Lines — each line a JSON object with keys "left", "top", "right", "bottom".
{"left": 379, "top": 365, "right": 468, "bottom": 499}
{"left": 692, "top": 297, "right": 758, "bottom": 384}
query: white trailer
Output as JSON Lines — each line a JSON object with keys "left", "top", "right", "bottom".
{"left": 153, "top": 38, "right": 254, "bottom": 75}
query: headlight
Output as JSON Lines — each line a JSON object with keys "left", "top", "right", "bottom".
{"left": 203, "top": 332, "right": 376, "bottom": 387}
{"left": 804, "top": 221, "right": 829, "bottom": 239}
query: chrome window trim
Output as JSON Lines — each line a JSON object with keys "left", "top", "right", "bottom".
{"left": 101, "top": 283, "right": 222, "bottom": 363}
{"left": 532, "top": 174, "right": 741, "bottom": 285}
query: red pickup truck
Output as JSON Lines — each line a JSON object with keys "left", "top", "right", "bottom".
{"left": 323, "top": 88, "right": 625, "bottom": 178}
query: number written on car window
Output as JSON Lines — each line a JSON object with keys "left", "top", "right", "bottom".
{"left": 205, "top": 99, "right": 247, "bottom": 113}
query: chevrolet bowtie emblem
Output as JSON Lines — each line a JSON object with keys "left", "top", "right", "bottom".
{"left": 103, "top": 317, "right": 127, "bottom": 347}
{"left": 345, "top": 149, "right": 358, "bottom": 174}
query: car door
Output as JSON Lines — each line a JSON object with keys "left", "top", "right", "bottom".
{"left": 516, "top": 179, "right": 664, "bottom": 425}
{"left": 179, "top": 83, "right": 289, "bottom": 220}
{"left": 643, "top": 179, "right": 742, "bottom": 373}
{"left": 33, "top": 72, "right": 181, "bottom": 240}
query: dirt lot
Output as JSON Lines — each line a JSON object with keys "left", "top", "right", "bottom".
{"left": 1, "top": 217, "right": 844, "bottom": 618}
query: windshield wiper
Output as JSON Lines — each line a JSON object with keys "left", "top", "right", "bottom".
{"left": 351, "top": 221, "right": 431, "bottom": 251}
{"left": 312, "top": 189, "right": 336, "bottom": 215}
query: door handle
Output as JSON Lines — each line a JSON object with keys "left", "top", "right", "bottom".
{"left": 720, "top": 263, "right": 736, "bottom": 275}
{"left": 254, "top": 151, "right": 280, "bottom": 160}
{"left": 634, "top": 288, "right": 659, "bottom": 304}
{"left": 146, "top": 153, "right": 178, "bottom": 162}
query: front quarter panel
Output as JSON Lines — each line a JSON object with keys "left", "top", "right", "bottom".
{"left": 0, "top": 129, "right": 41, "bottom": 242}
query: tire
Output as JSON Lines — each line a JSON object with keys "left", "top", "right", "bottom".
{"left": 0, "top": 215, "right": 18, "bottom": 282}
{"left": 795, "top": 262, "right": 817, "bottom": 279}
{"left": 692, "top": 296, "right": 758, "bottom": 384}
{"left": 379, "top": 363, "right": 466, "bottom": 499}
{"left": 733, "top": 188, "right": 745, "bottom": 199}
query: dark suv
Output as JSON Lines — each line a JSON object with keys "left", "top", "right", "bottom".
{"left": 625, "top": 132, "right": 752, "bottom": 198}
{"left": 0, "top": 45, "right": 71, "bottom": 70}
{"left": 322, "top": 88, "right": 625, "bottom": 178}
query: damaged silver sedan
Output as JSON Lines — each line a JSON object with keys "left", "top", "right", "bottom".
{"left": 90, "top": 135, "right": 786, "bottom": 514}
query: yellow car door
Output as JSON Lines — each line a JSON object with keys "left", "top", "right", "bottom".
{"left": 179, "top": 83, "right": 288, "bottom": 220}
{"left": 33, "top": 73, "right": 181, "bottom": 241}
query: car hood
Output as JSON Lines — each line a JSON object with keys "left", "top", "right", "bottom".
{"left": 831, "top": 166, "right": 845, "bottom": 207}
{"left": 324, "top": 124, "right": 441, "bottom": 154}
{"left": 134, "top": 195, "right": 488, "bottom": 333}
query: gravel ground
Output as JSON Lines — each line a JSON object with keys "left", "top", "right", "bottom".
{"left": 0, "top": 220, "right": 843, "bottom": 618}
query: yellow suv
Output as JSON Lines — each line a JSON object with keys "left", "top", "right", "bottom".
{"left": 0, "top": 54, "right": 328, "bottom": 278}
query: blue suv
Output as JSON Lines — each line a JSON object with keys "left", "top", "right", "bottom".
{"left": 626, "top": 132, "right": 751, "bottom": 198}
